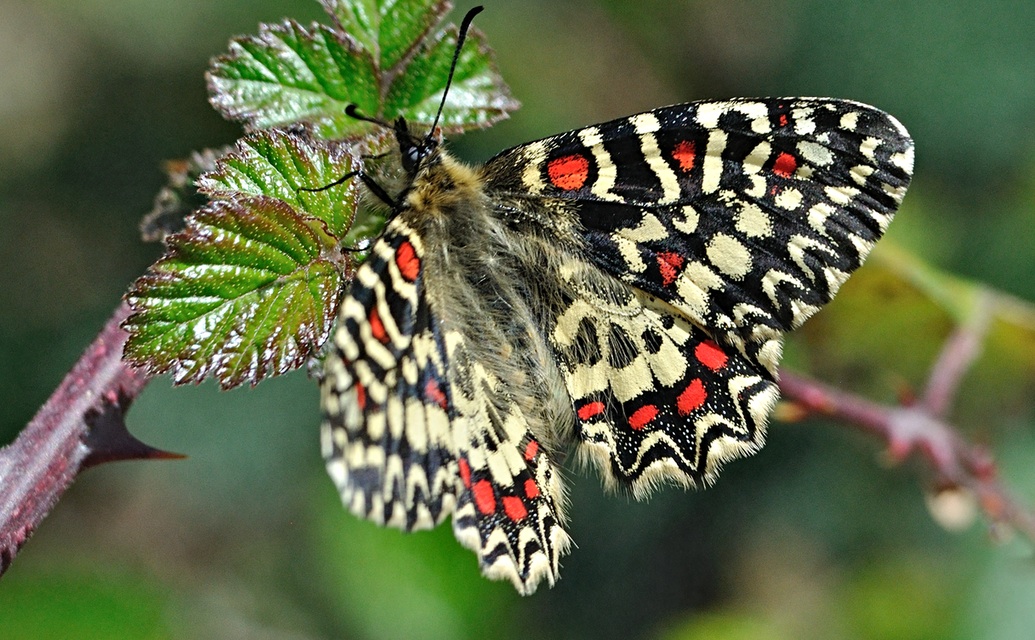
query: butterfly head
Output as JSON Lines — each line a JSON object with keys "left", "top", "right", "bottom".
{"left": 393, "top": 116, "right": 440, "bottom": 177}
{"left": 386, "top": 5, "right": 482, "bottom": 178}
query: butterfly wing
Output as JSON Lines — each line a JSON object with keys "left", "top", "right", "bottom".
{"left": 487, "top": 98, "right": 913, "bottom": 372}
{"left": 482, "top": 98, "right": 913, "bottom": 490}
{"left": 322, "top": 216, "right": 570, "bottom": 594}
{"left": 325, "top": 97, "right": 914, "bottom": 587}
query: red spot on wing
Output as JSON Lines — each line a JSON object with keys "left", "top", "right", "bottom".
{"left": 473, "top": 479, "right": 496, "bottom": 515}
{"left": 676, "top": 378, "right": 706, "bottom": 416}
{"left": 672, "top": 140, "right": 696, "bottom": 172}
{"left": 577, "top": 401, "right": 606, "bottom": 421}
{"left": 369, "top": 307, "right": 388, "bottom": 343}
{"left": 354, "top": 381, "right": 366, "bottom": 410}
{"left": 547, "top": 154, "right": 590, "bottom": 191}
{"left": 395, "top": 240, "right": 420, "bottom": 282}
{"left": 502, "top": 496, "right": 528, "bottom": 522}
{"left": 773, "top": 152, "right": 797, "bottom": 178}
{"left": 657, "top": 251, "right": 685, "bottom": 287}
{"left": 628, "top": 405, "right": 658, "bottom": 430}
{"left": 423, "top": 377, "right": 448, "bottom": 410}
{"left": 524, "top": 440, "right": 539, "bottom": 461}
{"left": 458, "top": 458, "right": 472, "bottom": 488}
{"left": 524, "top": 479, "right": 540, "bottom": 499}
{"left": 695, "top": 340, "right": 728, "bottom": 371}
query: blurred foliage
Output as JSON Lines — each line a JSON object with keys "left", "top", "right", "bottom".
{"left": 794, "top": 244, "right": 1035, "bottom": 425}
{"left": 2, "top": 0, "right": 1035, "bottom": 638}
{"left": 0, "top": 565, "right": 171, "bottom": 639}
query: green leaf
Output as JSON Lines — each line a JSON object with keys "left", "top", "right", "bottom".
{"left": 124, "top": 197, "right": 348, "bottom": 389}
{"left": 385, "top": 25, "right": 517, "bottom": 131}
{"left": 207, "top": 0, "right": 517, "bottom": 138}
{"left": 375, "top": 0, "right": 449, "bottom": 72}
{"left": 321, "top": 0, "right": 452, "bottom": 72}
{"left": 198, "top": 129, "right": 359, "bottom": 239}
{"left": 126, "top": 129, "right": 358, "bottom": 388}
{"left": 207, "top": 19, "right": 382, "bottom": 138}
{"left": 321, "top": 0, "right": 381, "bottom": 56}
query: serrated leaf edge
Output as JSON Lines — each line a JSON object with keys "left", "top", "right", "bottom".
{"left": 123, "top": 197, "right": 345, "bottom": 388}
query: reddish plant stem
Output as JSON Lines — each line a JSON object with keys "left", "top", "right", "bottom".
{"left": 922, "top": 291, "right": 992, "bottom": 419}
{"left": 780, "top": 371, "right": 966, "bottom": 476}
{"left": 0, "top": 301, "right": 155, "bottom": 576}
{"left": 780, "top": 368, "right": 1035, "bottom": 541}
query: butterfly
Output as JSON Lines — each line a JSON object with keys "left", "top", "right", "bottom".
{"left": 318, "top": 7, "right": 914, "bottom": 595}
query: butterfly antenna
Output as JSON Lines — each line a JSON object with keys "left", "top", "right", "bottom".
{"left": 345, "top": 103, "right": 389, "bottom": 128}
{"left": 427, "top": 5, "right": 483, "bottom": 140}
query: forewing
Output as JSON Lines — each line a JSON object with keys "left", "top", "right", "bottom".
{"left": 485, "top": 98, "right": 914, "bottom": 374}
{"left": 322, "top": 217, "right": 569, "bottom": 594}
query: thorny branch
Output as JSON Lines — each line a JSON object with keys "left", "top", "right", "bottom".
{"left": 0, "top": 293, "right": 1031, "bottom": 577}
{"left": 0, "top": 301, "right": 175, "bottom": 577}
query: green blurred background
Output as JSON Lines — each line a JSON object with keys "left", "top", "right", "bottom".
{"left": 3, "top": 0, "right": 1035, "bottom": 638}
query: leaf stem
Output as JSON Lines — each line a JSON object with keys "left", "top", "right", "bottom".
{"left": 922, "top": 289, "right": 992, "bottom": 419}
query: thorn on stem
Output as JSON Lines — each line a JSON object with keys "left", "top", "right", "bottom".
{"left": 81, "top": 391, "right": 184, "bottom": 468}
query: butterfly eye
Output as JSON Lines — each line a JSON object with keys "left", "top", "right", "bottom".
{"left": 398, "top": 138, "right": 437, "bottom": 176}
{"left": 407, "top": 145, "right": 422, "bottom": 169}
{"left": 398, "top": 142, "right": 420, "bottom": 175}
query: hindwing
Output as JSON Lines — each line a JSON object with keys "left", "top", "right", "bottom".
{"left": 545, "top": 263, "right": 779, "bottom": 492}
